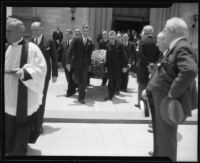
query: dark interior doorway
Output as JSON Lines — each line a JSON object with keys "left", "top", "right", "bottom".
{"left": 113, "top": 20, "right": 149, "bottom": 37}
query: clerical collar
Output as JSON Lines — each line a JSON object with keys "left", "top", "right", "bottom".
{"left": 11, "top": 37, "right": 24, "bottom": 46}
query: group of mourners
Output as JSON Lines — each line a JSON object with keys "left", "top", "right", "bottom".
{"left": 4, "top": 16, "right": 198, "bottom": 162}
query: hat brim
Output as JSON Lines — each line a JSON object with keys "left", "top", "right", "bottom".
{"left": 160, "top": 96, "right": 186, "bottom": 126}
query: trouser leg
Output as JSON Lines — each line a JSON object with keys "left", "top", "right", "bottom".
{"left": 78, "top": 68, "right": 88, "bottom": 100}
{"left": 67, "top": 68, "right": 77, "bottom": 94}
{"left": 39, "top": 77, "right": 49, "bottom": 126}
{"left": 108, "top": 72, "right": 115, "bottom": 98}
{"left": 152, "top": 91, "right": 178, "bottom": 161}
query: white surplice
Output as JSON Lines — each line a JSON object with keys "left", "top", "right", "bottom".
{"left": 4, "top": 39, "right": 47, "bottom": 116}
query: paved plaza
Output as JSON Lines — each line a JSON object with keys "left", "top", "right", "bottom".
{"left": 27, "top": 69, "right": 198, "bottom": 161}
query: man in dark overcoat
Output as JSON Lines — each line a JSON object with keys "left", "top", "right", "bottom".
{"left": 66, "top": 25, "right": 93, "bottom": 104}
{"left": 31, "top": 21, "right": 58, "bottom": 133}
{"left": 146, "top": 17, "right": 198, "bottom": 161}
{"left": 99, "top": 30, "right": 109, "bottom": 86}
{"left": 136, "top": 25, "right": 160, "bottom": 117}
{"left": 121, "top": 33, "right": 137, "bottom": 92}
{"left": 60, "top": 29, "right": 77, "bottom": 96}
{"left": 104, "top": 31, "right": 127, "bottom": 100}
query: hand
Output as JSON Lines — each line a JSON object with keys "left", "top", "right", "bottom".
{"left": 128, "top": 64, "right": 131, "bottom": 69}
{"left": 66, "top": 64, "right": 71, "bottom": 72}
{"left": 14, "top": 68, "right": 23, "bottom": 79}
{"left": 52, "top": 76, "right": 57, "bottom": 83}
{"left": 147, "top": 63, "right": 154, "bottom": 73}
{"left": 168, "top": 92, "right": 173, "bottom": 99}
{"left": 122, "top": 67, "right": 128, "bottom": 73}
{"left": 141, "top": 89, "right": 147, "bottom": 100}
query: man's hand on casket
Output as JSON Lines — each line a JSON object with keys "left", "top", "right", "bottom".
{"left": 66, "top": 64, "right": 71, "bottom": 72}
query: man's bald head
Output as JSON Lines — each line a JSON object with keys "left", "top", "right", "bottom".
{"left": 31, "top": 21, "right": 43, "bottom": 38}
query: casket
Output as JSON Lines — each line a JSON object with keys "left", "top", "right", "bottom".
{"left": 90, "top": 50, "right": 106, "bottom": 78}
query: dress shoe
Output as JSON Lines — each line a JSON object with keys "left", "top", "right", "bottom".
{"left": 78, "top": 99, "right": 86, "bottom": 104}
{"left": 148, "top": 128, "right": 154, "bottom": 133}
{"left": 148, "top": 151, "right": 153, "bottom": 156}
{"left": 148, "top": 124, "right": 153, "bottom": 128}
{"left": 135, "top": 104, "right": 140, "bottom": 108}
{"left": 104, "top": 96, "right": 112, "bottom": 101}
{"left": 66, "top": 90, "right": 76, "bottom": 97}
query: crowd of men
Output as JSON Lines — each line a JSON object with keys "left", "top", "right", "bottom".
{"left": 4, "top": 16, "right": 198, "bottom": 162}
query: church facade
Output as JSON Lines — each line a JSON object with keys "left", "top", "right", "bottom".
{"left": 7, "top": 3, "right": 198, "bottom": 56}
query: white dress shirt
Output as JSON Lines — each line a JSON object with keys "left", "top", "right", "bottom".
{"left": 34, "top": 34, "right": 43, "bottom": 45}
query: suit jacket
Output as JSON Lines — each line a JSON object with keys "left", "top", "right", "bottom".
{"left": 66, "top": 37, "right": 93, "bottom": 69}
{"left": 146, "top": 38, "right": 198, "bottom": 117}
{"left": 31, "top": 36, "right": 58, "bottom": 80}
{"left": 99, "top": 39, "right": 109, "bottom": 50}
{"left": 137, "top": 36, "right": 160, "bottom": 84}
{"left": 105, "top": 40, "right": 127, "bottom": 72}
{"left": 124, "top": 41, "right": 137, "bottom": 66}
{"left": 53, "top": 30, "right": 63, "bottom": 43}
{"left": 60, "top": 39, "right": 71, "bottom": 68}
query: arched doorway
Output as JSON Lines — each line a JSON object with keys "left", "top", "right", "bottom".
{"left": 112, "top": 8, "right": 150, "bottom": 36}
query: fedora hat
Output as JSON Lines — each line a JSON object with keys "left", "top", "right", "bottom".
{"left": 160, "top": 96, "right": 187, "bottom": 126}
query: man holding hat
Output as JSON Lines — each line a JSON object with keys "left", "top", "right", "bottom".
{"left": 145, "top": 17, "right": 198, "bottom": 161}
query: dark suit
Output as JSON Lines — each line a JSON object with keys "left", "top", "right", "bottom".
{"left": 121, "top": 41, "right": 137, "bottom": 91}
{"left": 99, "top": 39, "right": 109, "bottom": 85}
{"left": 31, "top": 36, "right": 58, "bottom": 126}
{"left": 53, "top": 30, "right": 63, "bottom": 62}
{"left": 137, "top": 36, "right": 160, "bottom": 116}
{"left": 60, "top": 39, "right": 77, "bottom": 95}
{"left": 105, "top": 40, "right": 127, "bottom": 98}
{"left": 146, "top": 38, "right": 198, "bottom": 161}
{"left": 66, "top": 37, "right": 93, "bottom": 100}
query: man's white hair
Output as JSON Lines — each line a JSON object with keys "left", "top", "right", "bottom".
{"left": 143, "top": 25, "right": 153, "bottom": 36}
{"left": 165, "top": 17, "right": 189, "bottom": 38}
{"left": 157, "top": 32, "right": 165, "bottom": 40}
{"left": 109, "top": 30, "right": 116, "bottom": 36}
{"left": 31, "top": 21, "right": 42, "bottom": 28}
{"left": 7, "top": 17, "right": 25, "bottom": 33}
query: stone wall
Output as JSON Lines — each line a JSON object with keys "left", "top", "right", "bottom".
{"left": 179, "top": 3, "right": 198, "bottom": 58}
{"left": 35, "top": 7, "right": 89, "bottom": 40}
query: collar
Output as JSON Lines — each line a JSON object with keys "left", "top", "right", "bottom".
{"left": 163, "top": 49, "right": 168, "bottom": 56}
{"left": 169, "top": 36, "right": 185, "bottom": 50}
{"left": 104, "top": 39, "right": 108, "bottom": 42}
{"left": 34, "top": 34, "right": 42, "bottom": 44}
{"left": 11, "top": 37, "right": 24, "bottom": 46}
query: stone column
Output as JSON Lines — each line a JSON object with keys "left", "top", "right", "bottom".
{"left": 89, "top": 8, "right": 113, "bottom": 49}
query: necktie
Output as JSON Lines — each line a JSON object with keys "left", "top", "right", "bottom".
{"left": 84, "top": 38, "right": 87, "bottom": 46}
{"left": 67, "top": 40, "right": 69, "bottom": 48}
{"left": 35, "top": 38, "right": 38, "bottom": 45}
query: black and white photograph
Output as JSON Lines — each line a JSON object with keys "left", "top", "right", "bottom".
{"left": 1, "top": 1, "right": 198, "bottom": 162}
